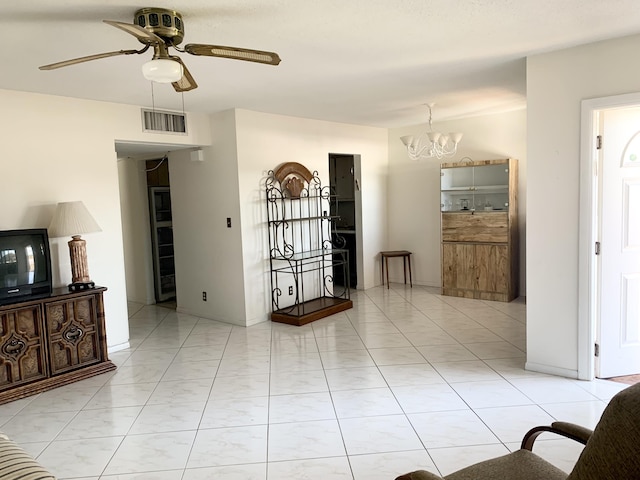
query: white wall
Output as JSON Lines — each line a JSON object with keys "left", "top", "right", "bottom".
{"left": 117, "top": 157, "right": 155, "bottom": 305}
{"left": 388, "top": 109, "right": 527, "bottom": 291}
{"left": 170, "top": 110, "right": 248, "bottom": 325}
{"left": 234, "top": 109, "right": 389, "bottom": 324}
{"left": 527, "top": 33, "right": 640, "bottom": 377}
{"left": 0, "top": 89, "right": 211, "bottom": 350}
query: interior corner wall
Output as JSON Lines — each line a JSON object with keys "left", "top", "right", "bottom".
{"left": 233, "top": 109, "right": 388, "bottom": 325}
{"left": 169, "top": 110, "right": 248, "bottom": 325}
{"left": 0, "top": 88, "right": 212, "bottom": 349}
{"left": 388, "top": 109, "right": 527, "bottom": 291}
{"left": 526, "top": 32, "right": 640, "bottom": 377}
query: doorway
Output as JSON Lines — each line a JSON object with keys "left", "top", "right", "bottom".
{"left": 146, "top": 158, "right": 177, "bottom": 304}
{"left": 329, "top": 153, "right": 361, "bottom": 288}
{"left": 579, "top": 93, "right": 640, "bottom": 380}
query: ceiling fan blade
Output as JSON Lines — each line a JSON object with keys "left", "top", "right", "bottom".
{"left": 39, "top": 48, "right": 144, "bottom": 70}
{"left": 103, "top": 20, "right": 164, "bottom": 45}
{"left": 184, "top": 44, "right": 281, "bottom": 66}
{"left": 169, "top": 56, "right": 198, "bottom": 92}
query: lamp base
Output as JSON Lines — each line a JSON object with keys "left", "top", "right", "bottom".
{"left": 68, "top": 281, "right": 95, "bottom": 292}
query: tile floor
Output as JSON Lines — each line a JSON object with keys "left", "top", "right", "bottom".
{"left": 0, "top": 285, "right": 627, "bottom": 479}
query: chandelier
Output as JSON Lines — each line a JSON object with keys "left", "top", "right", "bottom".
{"left": 400, "top": 103, "right": 463, "bottom": 160}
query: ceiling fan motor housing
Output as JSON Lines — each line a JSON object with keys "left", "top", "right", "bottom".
{"left": 134, "top": 8, "right": 185, "bottom": 45}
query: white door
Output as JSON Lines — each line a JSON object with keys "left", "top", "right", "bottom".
{"left": 597, "top": 106, "right": 640, "bottom": 378}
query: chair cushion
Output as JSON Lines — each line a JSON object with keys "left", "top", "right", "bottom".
{"left": 445, "top": 449, "right": 567, "bottom": 480}
{"left": 0, "top": 435, "right": 55, "bottom": 479}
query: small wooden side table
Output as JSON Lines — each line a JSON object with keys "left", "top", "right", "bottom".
{"left": 380, "top": 250, "right": 412, "bottom": 289}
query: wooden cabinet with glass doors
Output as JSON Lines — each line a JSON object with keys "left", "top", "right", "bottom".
{"left": 440, "top": 158, "right": 518, "bottom": 302}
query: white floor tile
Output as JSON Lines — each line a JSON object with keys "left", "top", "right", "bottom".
{"left": 368, "top": 346, "right": 427, "bottom": 365}
{"left": 104, "top": 431, "right": 196, "bottom": 474}
{"left": 474, "top": 405, "right": 556, "bottom": 443}
{"left": 211, "top": 373, "right": 271, "bottom": 399}
{"left": 538, "top": 400, "right": 607, "bottom": 429}
{"left": 431, "top": 360, "right": 503, "bottom": 383}
{"left": 391, "top": 384, "right": 469, "bottom": 413}
{"left": 267, "top": 456, "right": 353, "bottom": 479}
{"left": 37, "top": 436, "right": 124, "bottom": 478}
{"left": 129, "top": 401, "right": 205, "bottom": 434}
{"left": 200, "top": 396, "right": 269, "bottom": 428}
{"left": 417, "top": 344, "right": 477, "bottom": 363}
{"left": 378, "top": 363, "right": 446, "bottom": 386}
{"left": 324, "top": 366, "right": 388, "bottom": 391}
{"left": 332, "top": 387, "right": 403, "bottom": 418}
{"left": 463, "top": 341, "right": 525, "bottom": 359}
{"left": 428, "top": 443, "right": 510, "bottom": 476}
{"left": 451, "top": 380, "right": 534, "bottom": 408}
{"left": 57, "top": 406, "right": 142, "bottom": 439}
{"left": 183, "top": 464, "right": 266, "bottom": 480}
{"left": 147, "top": 378, "right": 214, "bottom": 405}
{"left": 409, "top": 410, "right": 500, "bottom": 448}
{"left": 102, "top": 471, "right": 184, "bottom": 480}
{"left": 509, "top": 377, "right": 600, "bottom": 404}
{"left": 320, "top": 350, "right": 376, "bottom": 369}
{"left": 270, "top": 369, "right": 328, "bottom": 395}
{"left": 1, "top": 411, "right": 76, "bottom": 443}
{"left": 350, "top": 450, "right": 438, "bottom": 480}
{"left": 339, "top": 415, "right": 423, "bottom": 455}
{"left": 267, "top": 420, "right": 345, "bottom": 461}
{"left": 188, "top": 425, "right": 268, "bottom": 467}
{"left": 269, "top": 392, "right": 336, "bottom": 423}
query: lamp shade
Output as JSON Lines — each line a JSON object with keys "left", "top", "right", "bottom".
{"left": 141, "top": 59, "right": 183, "bottom": 83}
{"left": 48, "top": 201, "right": 101, "bottom": 238}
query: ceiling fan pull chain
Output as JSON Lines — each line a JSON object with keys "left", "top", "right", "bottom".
{"left": 150, "top": 81, "right": 156, "bottom": 114}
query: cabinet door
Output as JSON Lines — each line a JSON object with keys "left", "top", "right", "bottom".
{"left": 442, "top": 243, "right": 476, "bottom": 292}
{"left": 0, "top": 305, "right": 48, "bottom": 390}
{"left": 45, "top": 294, "right": 101, "bottom": 375}
{"left": 475, "top": 244, "right": 509, "bottom": 295}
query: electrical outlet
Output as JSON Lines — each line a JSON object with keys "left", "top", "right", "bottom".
{"left": 288, "top": 286, "right": 293, "bottom": 295}
{"left": 202, "top": 291, "right": 207, "bottom": 301}
{"left": 227, "top": 217, "right": 231, "bottom": 228}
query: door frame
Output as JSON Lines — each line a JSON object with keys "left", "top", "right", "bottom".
{"left": 578, "top": 91, "right": 640, "bottom": 380}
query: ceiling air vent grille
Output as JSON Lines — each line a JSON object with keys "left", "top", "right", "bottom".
{"left": 141, "top": 109, "right": 187, "bottom": 134}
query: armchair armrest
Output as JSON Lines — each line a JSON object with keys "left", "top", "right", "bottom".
{"left": 521, "top": 421, "right": 593, "bottom": 451}
{"left": 396, "top": 471, "right": 443, "bottom": 480}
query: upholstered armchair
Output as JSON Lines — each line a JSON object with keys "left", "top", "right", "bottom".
{"left": 396, "top": 382, "right": 640, "bottom": 480}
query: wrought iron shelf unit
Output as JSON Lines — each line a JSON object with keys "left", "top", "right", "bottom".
{"left": 266, "top": 162, "right": 352, "bottom": 326}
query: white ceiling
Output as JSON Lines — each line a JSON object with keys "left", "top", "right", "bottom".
{"left": 4, "top": 0, "right": 640, "bottom": 132}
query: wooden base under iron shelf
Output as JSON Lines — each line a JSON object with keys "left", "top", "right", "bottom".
{"left": 271, "top": 297, "right": 353, "bottom": 326}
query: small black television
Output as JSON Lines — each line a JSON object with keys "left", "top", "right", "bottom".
{"left": 0, "top": 229, "right": 53, "bottom": 305}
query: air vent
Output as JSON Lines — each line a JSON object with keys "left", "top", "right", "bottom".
{"left": 141, "top": 109, "right": 187, "bottom": 134}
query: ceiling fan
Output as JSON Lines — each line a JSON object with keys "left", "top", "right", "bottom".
{"left": 39, "top": 7, "right": 281, "bottom": 92}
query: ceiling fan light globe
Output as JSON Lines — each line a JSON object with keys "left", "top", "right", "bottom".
{"left": 142, "top": 59, "right": 182, "bottom": 83}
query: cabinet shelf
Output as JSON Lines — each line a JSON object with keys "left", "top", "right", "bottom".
{"left": 268, "top": 214, "right": 339, "bottom": 225}
{"left": 150, "top": 187, "right": 176, "bottom": 302}
{"left": 271, "top": 247, "right": 347, "bottom": 262}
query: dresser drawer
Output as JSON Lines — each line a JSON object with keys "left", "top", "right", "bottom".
{"left": 442, "top": 212, "right": 509, "bottom": 243}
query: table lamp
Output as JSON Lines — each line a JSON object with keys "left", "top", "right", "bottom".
{"left": 48, "top": 201, "right": 102, "bottom": 291}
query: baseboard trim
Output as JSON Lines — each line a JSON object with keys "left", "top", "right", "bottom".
{"left": 108, "top": 341, "right": 131, "bottom": 354}
{"left": 525, "top": 361, "right": 578, "bottom": 379}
